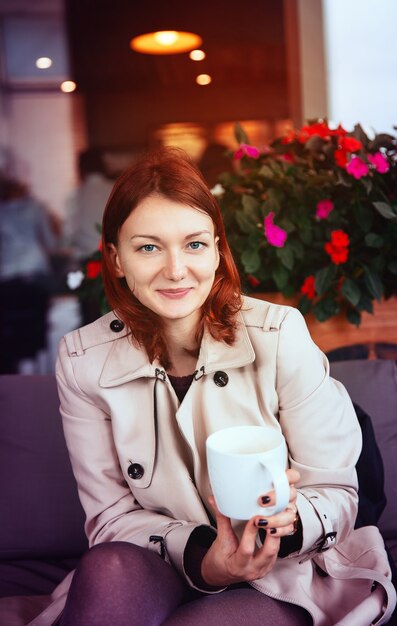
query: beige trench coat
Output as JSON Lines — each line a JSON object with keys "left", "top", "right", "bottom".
{"left": 27, "top": 297, "right": 395, "bottom": 625}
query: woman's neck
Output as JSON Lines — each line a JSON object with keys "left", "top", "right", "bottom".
{"left": 163, "top": 319, "right": 200, "bottom": 377}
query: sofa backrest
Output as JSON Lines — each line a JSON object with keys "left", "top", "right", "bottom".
{"left": 0, "top": 375, "right": 88, "bottom": 560}
{"left": 330, "top": 359, "right": 397, "bottom": 567}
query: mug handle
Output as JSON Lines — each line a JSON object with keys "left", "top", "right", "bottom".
{"left": 260, "top": 463, "right": 290, "bottom": 514}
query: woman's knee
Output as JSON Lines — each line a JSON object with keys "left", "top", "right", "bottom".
{"left": 75, "top": 541, "right": 181, "bottom": 590}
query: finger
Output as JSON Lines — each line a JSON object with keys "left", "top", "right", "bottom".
{"left": 258, "top": 484, "right": 297, "bottom": 509}
{"left": 237, "top": 516, "right": 267, "bottom": 559}
{"left": 254, "top": 506, "right": 298, "bottom": 537}
{"left": 286, "top": 468, "right": 301, "bottom": 485}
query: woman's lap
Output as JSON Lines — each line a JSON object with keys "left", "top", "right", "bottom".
{"left": 163, "top": 587, "right": 312, "bottom": 626}
{"left": 59, "top": 542, "right": 312, "bottom": 626}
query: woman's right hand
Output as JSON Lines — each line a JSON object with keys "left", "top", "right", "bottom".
{"left": 201, "top": 496, "right": 281, "bottom": 587}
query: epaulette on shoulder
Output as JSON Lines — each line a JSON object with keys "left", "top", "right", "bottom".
{"left": 64, "top": 311, "right": 130, "bottom": 357}
{"left": 241, "top": 295, "right": 293, "bottom": 332}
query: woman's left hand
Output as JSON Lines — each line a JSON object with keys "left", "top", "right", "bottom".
{"left": 257, "top": 467, "right": 300, "bottom": 538}
{"left": 201, "top": 468, "right": 301, "bottom": 587}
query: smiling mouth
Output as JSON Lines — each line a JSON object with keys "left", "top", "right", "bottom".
{"left": 157, "top": 288, "right": 192, "bottom": 299}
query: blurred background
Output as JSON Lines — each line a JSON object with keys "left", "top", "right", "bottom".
{"left": 1, "top": 0, "right": 396, "bottom": 374}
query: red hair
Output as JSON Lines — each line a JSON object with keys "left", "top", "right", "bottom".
{"left": 101, "top": 146, "right": 242, "bottom": 368}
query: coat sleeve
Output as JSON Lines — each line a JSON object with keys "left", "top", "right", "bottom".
{"left": 56, "top": 339, "right": 218, "bottom": 592}
{"left": 275, "top": 308, "right": 362, "bottom": 558}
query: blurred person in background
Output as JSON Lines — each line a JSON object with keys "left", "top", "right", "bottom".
{"left": 63, "top": 148, "right": 113, "bottom": 264}
{"left": 62, "top": 148, "right": 113, "bottom": 325}
{"left": 0, "top": 174, "right": 57, "bottom": 373}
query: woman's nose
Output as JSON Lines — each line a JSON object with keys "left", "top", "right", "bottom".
{"left": 163, "top": 252, "right": 187, "bottom": 281}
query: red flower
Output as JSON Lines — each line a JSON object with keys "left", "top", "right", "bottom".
{"left": 297, "top": 121, "right": 331, "bottom": 143}
{"left": 330, "top": 230, "right": 349, "bottom": 248}
{"left": 334, "top": 148, "right": 348, "bottom": 167}
{"left": 86, "top": 260, "right": 102, "bottom": 279}
{"left": 281, "top": 129, "right": 296, "bottom": 145}
{"left": 324, "top": 245, "right": 349, "bottom": 264}
{"left": 300, "top": 275, "right": 316, "bottom": 299}
{"left": 339, "top": 136, "right": 362, "bottom": 153}
{"left": 247, "top": 274, "right": 260, "bottom": 288}
{"left": 324, "top": 230, "right": 350, "bottom": 265}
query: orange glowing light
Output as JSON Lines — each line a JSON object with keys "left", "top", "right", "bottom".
{"left": 189, "top": 49, "right": 206, "bottom": 61}
{"left": 196, "top": 74, "right": 212, "bottom": 86}
{"left": 130, "top": 31, "right": 202, "bottom": 55}
{"left": 60, "top": 80, "right": 77, "bottom": 93}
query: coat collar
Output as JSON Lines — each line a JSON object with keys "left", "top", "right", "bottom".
{"left": 99, "top": 310, "right": 255, "bottom": 388}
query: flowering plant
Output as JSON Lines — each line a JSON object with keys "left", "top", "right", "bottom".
{"left": 67, "top": 241, "right": 110, "bottom": 317}
{"left": 216, "top": 120, "right": 397, "bottom": 324}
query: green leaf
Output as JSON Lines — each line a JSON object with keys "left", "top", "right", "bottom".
{"left": 276, "top": 246, "right": 294, "bottom": 270}
{"left": 235, "top": 211, "right": 256, "bottom": 234}
{"left": 363, "top": 266, "right": 383, "bottom": 301}
{"left": 365, "top": 233, "right": 384, "bottom": 248}
{"left": 271, "top": 265, "right": 289, "bottom": 290}
{"left": 388, "top": 261, "right": 397, "bottom": 275}
{"left": 373, "top": 201, "right": 397, "bottom": 219}
{"left": 234, "top": 122, "right": 250, "bottom": 145}
{"left": 313, "top": 297, "right": 340, "bottom": 322}
{"left": 242, "top": 194, "right": 259, "bottom": 218}
{"left": 353, "top": 204, "right": 373, "bottom": 232}
{"left": 341, "top": 277, "right": 361, "bottom": 306}
{"left": 298, "top": 295, "right": 312, "bottom": 315}
{"left": 358, "top": 293, "right": 374, "bottom": 314}
{"left": 346, "top": 308, "right": 361, "bottom": 326}
{"left": 241, "top": 248, "right": 261, "bottom": 273}
{"left": 361, "top": 177, "right": 373, "bottom": 195}
{"left": 259, "top": 165, "right": 274, "bottom": 179}
{"left": 314, "top": 265, "right": 336, "bottom": 295}
{"left": 288, "top": 238, "right": 304, "bottom": 259}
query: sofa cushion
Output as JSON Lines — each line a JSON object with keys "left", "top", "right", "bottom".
{"left": 0, "top": 375, "right": 88, "bottom": 561}
{"left": 330, "top": 359, "right": 397, "bottom": 565}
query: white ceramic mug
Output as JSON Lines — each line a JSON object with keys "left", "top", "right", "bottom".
{"left": 206, "top": 425, "right": 290, "bottom": 520}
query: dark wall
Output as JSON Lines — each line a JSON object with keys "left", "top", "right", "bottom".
{"left": 65, "top": 0, "right": 289, "bottom": 148}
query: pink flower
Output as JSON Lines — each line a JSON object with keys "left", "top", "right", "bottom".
{"left": 234, "top": 144, "right": 260, "bottom": 160}
{"left": 264, "top": 212, "right": 287, "bottom": 248}
{"left": 346, "top": 156, "right": 369, "bottom": 179}
{"left": 316, "top": 199, "right": 334, "bottom": 219}
{"left": 368, "top": 152, "right": 390, "bottom": 174}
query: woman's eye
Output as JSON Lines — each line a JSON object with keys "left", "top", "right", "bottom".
{"left": 188, "top": 241, "right": 205, "bottom": 250}
{"left": 140, "top": 244, "right": 157, "bottom": 253}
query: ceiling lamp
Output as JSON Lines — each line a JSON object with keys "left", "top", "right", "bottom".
{"left": 130, "top": 30, "right": 202, "bottom": 55}
{"left": 189, "top": 49, "right": 206, "bottom": 61}
{"left": 196, "top": 73, "right": 212, "bottom": 85}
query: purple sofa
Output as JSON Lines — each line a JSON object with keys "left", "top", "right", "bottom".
{"left": 0, "top": 360, "right": 396, "bottom": 624}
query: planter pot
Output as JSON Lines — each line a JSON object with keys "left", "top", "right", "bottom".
{"left": 251, "top": 293, "right": 397, "bottom": 356}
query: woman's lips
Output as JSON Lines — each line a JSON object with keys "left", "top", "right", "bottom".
{"left": 157, "top": 288, "right": 192, "bottom": 299}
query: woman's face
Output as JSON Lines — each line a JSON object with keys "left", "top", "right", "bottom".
{"left": 109, "top": 194, "right": 220, "bottom": 329}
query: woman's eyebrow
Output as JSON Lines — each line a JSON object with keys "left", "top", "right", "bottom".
{"left": 130, "top": 230, "right": 212, "bottom": 241}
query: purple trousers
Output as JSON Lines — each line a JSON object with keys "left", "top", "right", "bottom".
{"left": 59, "top": 542, "right": 312, "bottom": 625}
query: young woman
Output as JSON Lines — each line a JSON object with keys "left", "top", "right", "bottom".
{"left": 32, "top": 147, "right": 395, "bottom": 625}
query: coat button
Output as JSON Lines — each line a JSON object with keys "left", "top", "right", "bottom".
{"left": 110, "top": 319, "right": 125, "bottom": 332}
{"left": 213, "top": 371, "right": 229, "bottom": 387}
{"left": 128, "top": 463, "right": 144, "bottom": 479}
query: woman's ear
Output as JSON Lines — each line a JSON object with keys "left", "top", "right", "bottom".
{"left": 215, "top": 236, "right": 220, "bottom": 269}
{"left": 107, "top": 243, "right": 125, "bottom": 278}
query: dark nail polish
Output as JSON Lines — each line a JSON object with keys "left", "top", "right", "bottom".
{"left": 261, "top": 496, "right": 271, "bottom": 504}
{"left": 270, "top": 528, "right": 277, "bottom": 534}
{"left": 257, "top": 519, "right": 268, "bottom": 527}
